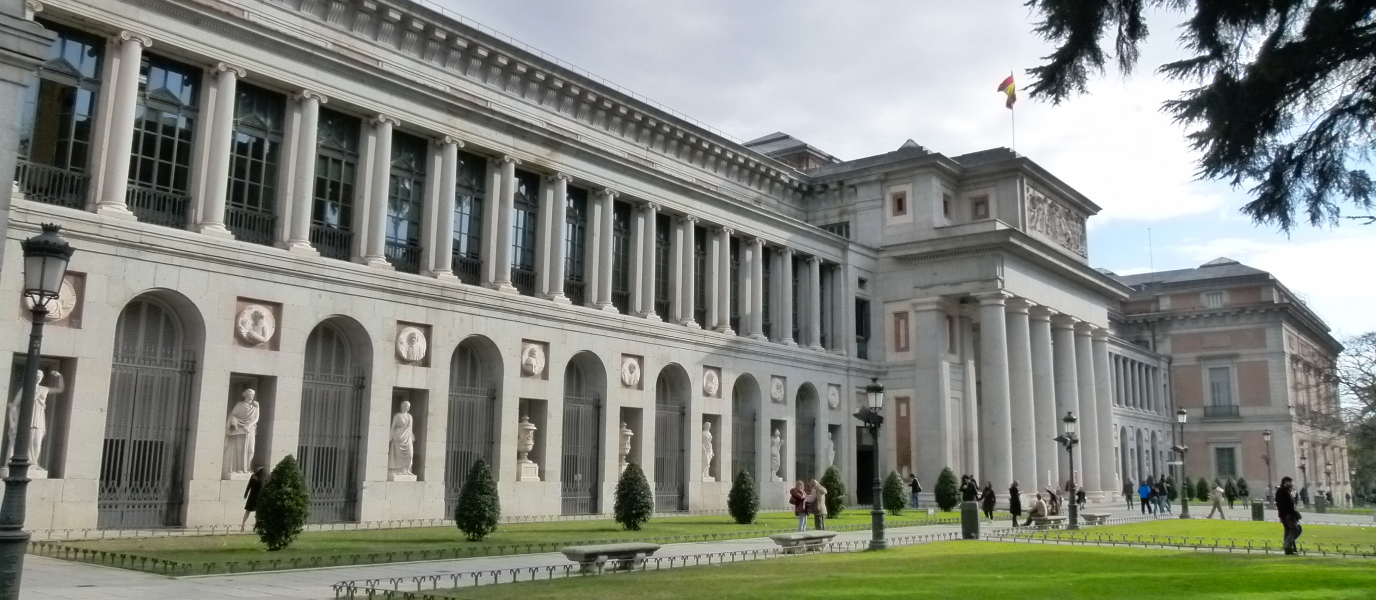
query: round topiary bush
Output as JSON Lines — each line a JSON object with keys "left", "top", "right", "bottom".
{"left": 254, "top": 455, "right": 310, "bottom": 551}
{"left": 614, "top": 461, "right": 654, "bottom": 531}
{"left": 1196, "top": 477, "right": 1210, "bottom": 503}
{"left": 882, "top": 471, "right": 906, "bottom": 515}
{"left": 935, "top": 467, "right": 960, "bottom": 511}
{"left": 820, "top": 466, "right": 847, "bottom": 519}
{"left": 727, "top": 469, "right": 758, "bottom": 525}
{"left": 455, "top": 459, "right": 500, "bottom": 541}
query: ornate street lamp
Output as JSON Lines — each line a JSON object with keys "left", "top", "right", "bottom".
{"left": 853, "top": 378, "right": 886, "bottom": 550}
{"left": 1053, "top": 412, "right": 1080, "bottom": 530}
{"left": 1325, "top": 462, "right": 1334, "bottom": 496}
{"left": 0, "top": 224, "right": 74, "bottom": 600}
{"left": 1173, "top": 408, "right": 1191, "bottom": 519}
{"left": 1262, "top": 430, "right": 1274, "bottom": 507}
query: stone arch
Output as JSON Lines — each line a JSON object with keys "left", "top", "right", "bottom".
{"left": 97, "top": 291, "right": 204, "bottom": 529}
{"left": 561, "top": 351, "right": 606, "bottom": 515}
{"left": 794, "top": 382, "right": 820, "bottom": 481}
{"left": 654, "top": 363, "right": 691, "bottom": 511}
{"left": 298, "top": 315, "right": 372, "bottom": 523}
{"left": 731, "top": 374, "right": 762, "bottom": 481}
{"left": 444, "top": 335, "right": 503, "bottom": 515}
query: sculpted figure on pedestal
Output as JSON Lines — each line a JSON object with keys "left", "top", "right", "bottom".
{"left": 224, "top": 388, "right": 260, "bottom": 476}
{"left": 389, "top": 401, "right": 415, "bottom": 476}
{"left": 7, "top": 370, "right": 64, "bottom": 471}
{"left": 770, "top": 429, "right": 783, "bottom": 481}
{"left": 701, "top": 421, "right": 715, "bottom": 480}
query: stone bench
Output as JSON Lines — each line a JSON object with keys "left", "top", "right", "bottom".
{"left": 560, "top": 543, "right": 662, "bottom": 573}
{"left": 769, "top": 530, "right": 838, "bottom": 553}
{"left": 1032, "top": 516, "right": 1068, "bottom": 530}
{"left": 1081, "top": 512, "right": 1111, "bottom": 525}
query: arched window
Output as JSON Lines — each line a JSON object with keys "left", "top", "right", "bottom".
{"left": 298, "top": 321, "right": 366, "bottom": 523}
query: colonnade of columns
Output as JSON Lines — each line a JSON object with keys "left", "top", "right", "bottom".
{"left": 1112, "top": 354, "right": 1162, "bottom": 414}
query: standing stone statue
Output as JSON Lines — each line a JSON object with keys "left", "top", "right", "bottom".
{"left": 7, "top": 370, "right": 64, "bottom": 473}
{"left": 701, "top": 421, "right": 715, "bottom": 481}
{"left": 826, "top": 431, "right": 836, "bottom": 468}
{"left": 223, "top": 388, "right": 260, "bottom": 477}
{"left": 389, "top": 401, "right": 415, "bottom": 477}
{"left": 770, "top": 429, "right": 783, "bottom": 482}
{"left": 619, "top": 422, "right": 634, "bottom": 473}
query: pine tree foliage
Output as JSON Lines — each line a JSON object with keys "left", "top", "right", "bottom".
{"left": 614, "top": 462, "right": 654, "bottom": 531}
{"left": 882, "top": 471, "right": 906, "bottom": 515}
{"left": 727, "top": 470, "right": 759, "bottom": 525}
{"left": 820, "top": 466, "right": 847, "bottom": 519}
{"left": 935, "top": 467, "right": 960, "bottom": 511}
{"left": 1024, "top": 0, "right": 1376, "bottom": 230}
{"left": 455, "top": 459, "right": 500, "bottom": 542}
{"left": 254, "top": 455, "right": 310, "bottom": 551}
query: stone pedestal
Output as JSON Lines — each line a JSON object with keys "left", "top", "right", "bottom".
{"left": 702, "top": 476, "right": 715, "bottom": 483}
{"left": 518, "top": 461, "right": 540, "bottom": 482}
{"left": 226, "top": 472, "right": 251, "bottom": 481}
{"left": 771, "top": 475, "right": 783, "bottom": 483}
{"left": 389, "top": 473, "right": 417, "bottom": 482}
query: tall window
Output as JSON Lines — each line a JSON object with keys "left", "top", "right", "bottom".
{"left": 1203, "top": 291, "right": 1224, "bottom": 308}
{"left": 1208, "top": 367, "right": 1233, "bottom": 405}
{"left": 511, "top": 170, "right": 540, "bottom": 296}
{"left": 128, "top": 54, "right": 200, "bottom": 228}
{"left": 761, "top": 249, "right": 772, "bottom": 339}
{"left": 385, "top": 132, "right": 426, "bottom": 274}
{"left": 15, "top": 22, "right": 102, "bottom": 209}
{"left": 653, "top": 214, "right": 671, "bottom": 317}
{"left": 451, "top": 150, "right": 485, "bottom": 285}
{"left": 225, "top": 83, "right": 285, "bottom": 245}
{"left": 791, "top": 256, "right": 800, "bottom": 342}
{"left": 729, "top": 237, "right": 740, "bottom": 333}
{"left": 819, "top": 265, "right": 829, "bottom": 348}
{"left": 1215, "top": 447, "right": 1237, "bottom": 479}
{"left": 820, "top": 221, "right": 850, "bottom": 239}
{"left": 611, "top": 201, "right": 632, "bottom": 313}
{"left": 855, "top": 298, "right": 871, "bottom": 360}
{"left": 564, "top": 187, "right": 588, "bottom": 305}
{"left": 693, "top": 225, "right": 707, "bottom": 327}
{"left": 311, "top": 109, "right": 359, "bottom": 261}
{"left": 893, "top": 311, "right": 910, "bottom": 352}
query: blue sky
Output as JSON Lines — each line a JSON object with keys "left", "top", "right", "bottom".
{"left": 435, "top": 0, "right": 1376, "bottom": 337}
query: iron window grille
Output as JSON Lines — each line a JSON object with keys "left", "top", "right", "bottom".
{"left": 15, "top": 21, "right": 103, "bottom": 209}
{"left": 653, "top": 214, "right": 671, "bottom": 317}
{"left": 693, "top": 225, "right": 707, "bottom": 327}
{"left": 445, "top": 342, "right": 496, "bottom": 515}
{"left": 654, "top": 372, "right": 687, "bottom": 511}
{"left": 761, "top": 249, "right": 772, "bottom": 339}
{"left": 225, "top": 83, "right": 285, "bottom": 246}
{"left": 855, "top": 298, "right": 871, "bottom": 359}
{"left": 311, "top": 109, "right": 359, "bottom": 261}
{"left": 611, "top": 201, "right": 632, "bottom": 313}
{"left": 561, "top": 362, "right": 601, "bottom": 515}
{"left": 564, "top": 187, "right": 588, "bottom": 305}
{"left": 127, "top": 54, "right": 200, "bottom": 228}
{"left": 791, "top": 257, "right": 800, "bottom": 342}
{"left": 451, "top": 149, "right": 486, "bottom": 285}
{"left": 385, "top": 131, "right": 426, "bottom": 274}
{"left": 511, "top": 170, "right": 540, "bottom": 296}
{"left": 819, "top": 221, "right": 850, "bottom": 239}
{"left": 729, "top": 237, "right": 740, "bottom": 333}
{"left": 731, "top": 388, "right": 756, "bottom": 481}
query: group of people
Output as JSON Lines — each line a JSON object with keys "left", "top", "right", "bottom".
{"left": 788, "top": 479, "right": 829, "bottom": 531}
{"left": 1127, "top": 476, "right": 1175, "bottom": 515}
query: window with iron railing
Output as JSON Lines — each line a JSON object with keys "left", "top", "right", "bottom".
{"left": 385, "top": 131, "right": 426, "bottom": 274}
{"left": 511, "top": 170, "right": 540, "bottom": 296}
{"left": 311, "top": 109, "right": 359, "bottom": 261}
{"left": 225, "top": 83, "right": 285, "bottom": 246}
{"left": 653, "top": 214, "right": 671, "bottom": 317}
{"left": 791, "top": 256, "right": 800, "bottom": 342}
{"left": 729, "top": 237, "right": 740, "bottom": 333}
{"left": 611, "top": 201, "right": 631, "bottom": 313}
{"left": 128, "top": 54, "right": 200, "bottom": 228}
{"left": 819, "top": 221, "right": 850, "bottom": 239}
{"left": 819, "top": 265, "right": 829, "bottom": 348}
{"left": 761, "top": 249, "right": 772, "bottom": 339}
{"left": 564, "top": 187, "right": 588, "bottom": 305}
{"left": 693, "top": 225, "right": 707, "bottom": 327}
{"left": 15, "top": 22, "right": 103, "bottom": 210}
{"left": 855, "top": 298, "right": 871, "bottom": 360}
{"left": 451, "top": 150, "right": 485, "bottom": 285}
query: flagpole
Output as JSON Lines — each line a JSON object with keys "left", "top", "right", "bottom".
{"left": 1009, "top": 70, "right": 1016, "bottom": 152}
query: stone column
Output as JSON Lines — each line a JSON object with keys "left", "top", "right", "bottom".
{"left": 480, "top": 158, "right": 502, "bottom": 286}
{"left": 714, "top": 227, "right": 734, "bottom": 333}
{"left": 748, "top": 238, "right": 765, "bottom": 339}
{"left": 195, "top": 62, "right": 243, "bottom": 237}
{"left": 429, "top": 137, "right": 460, "bottom": 279}
{"left": 285, "top": 91, "right": 325, "bottom": 253}
{"left": 534, "top": 174, "right": 557, "bottom": 299}
{"left": 492, "top": 156, "right": 518, "bottom": 292}
{"left": 595, "top": 188, "right": 616, "bottom": 311}
{"left": 778, "top": 248, "right": 795, "bottom": 345}
{"left": 633, "top": 202, "right": 659, "bottom": 319}
{"left": 1030, "top": 307, "right": 1059, "bottom": 489}
{"left": 1074, "top": 322, "right": 1102, "bottom": 496}
{"left": 1006, "top": 299, "right": 1038, "bottom": 491}
{"left": 830, "top": 264, "right": 846, "bottom": 354}
{"left": 976, "top": 292, "right": 1014, "bottom": 488}
{"left": 674, "top": 215, "right": 699, "bottom": 327}
{"left": 95, "top": 31, "right": 151, "bottom": 217}
{"left": 806, "top": 257, "right": 823, "bottom": 351}
{"left": 362, "top": 114, "right": 398, "bottom": 268}
{"left": 1051, "top": 315, "right": 1081, "bottom": 488}
{"left": 544, "top": 174, "right": 570, "bottom": 302}
{"left": 1093, "top": 328, "right": 1116, "bottom": 494}
{"left": 912, "top": 297, "right": 954, "bottom": 493}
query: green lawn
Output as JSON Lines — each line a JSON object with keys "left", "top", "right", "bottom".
{"left": 437, "top": 542, "right": 1376, "bottom": 599}
{"left": 1085, "top": 519, "right": 1376, "bottom": 546}
{"left": 53, "top": 509, "right": 962, "bottom": 572}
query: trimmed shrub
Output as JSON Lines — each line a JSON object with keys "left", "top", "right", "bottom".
{"left": 882, "top": 471, "right": 906, "bottom": 515}
{"left": 254, "top": 455, "right": 310, "bottom": 551}
{"left": 727, "top": 469, "right": 758, "bottom": 525}
{"left": 614, "top": 461, "right": 654, "bottom": 531}
{"left": 935, "top": 467, "right": 960, "bottom": 511}
{"left": 1195, "top": 477, "right": 1210, "bottom": 502}
{"left": 820, "top": 466, "right": 847, "bottom": 519}
{"left": 455, "top": 459, "right": 500, "bottom": 541}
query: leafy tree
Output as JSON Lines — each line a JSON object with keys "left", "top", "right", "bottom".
{"left": 454, "top": 459, "right": 500, "bottom": 541}
{"left": 820, "top": 466, "right": 847, "bottom": 519}
{"left": 935, "top": 467, "right": 960, "bottom": 512}
{"left": 1196, "top": 477, "right": 1211, "bottom": 503}
{"left": 1024, "top": 0, "right": 1376, "bottom": 230}
{"left": 1225, "top": 479, "right": 1239, "bottom": 504}
{"left": 254, "top": 455, "right": 310, "bottom": 551}
{"left": 727, "top": 470, "right": 758, "bottom": 525}
{"left": 1182, "top": 477, "right": 1195, "bottom": 503}
{"left": 882, "top": 471, "right": 906, "bottom": 515}
{"left": 1237, "top": 478, "right": 1251, "bottom": 499}
{"left": 614, "top": 462, "right": 654, "bottom": 531}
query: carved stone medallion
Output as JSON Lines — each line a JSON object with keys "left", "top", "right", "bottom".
{"left": 396, "top": 326, "right": 428, "bottom": 363}
{"left": 827, "top": 384, "right": 841, "bottom": 410}
{"left": 235, "top": 304, "right": 276, "bottom": 345}
{"left": 770, "top": 376, "right": 786, "bottom": 404}
{"left": 620, "top": 356, "right": 642, "bottom": 388}
{"left": 25, "top": 277, "right": 76, "bottom": 322}
{"left": 521, "top": 343, "right": 547, "bottom": 377}
{"left": 702, "top": 368, "right": 721, "bottom": 398}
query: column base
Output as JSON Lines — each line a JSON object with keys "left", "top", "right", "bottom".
{"left": 197, "top": 223, "right": 235, "bottom": 238}
{"left": 749, "top": 333, "right": 767, "bottom": 341}
{"left": 283, "top": 241, "right": 320, "bottom": 256}
{"left": 680, "top": 320, "right": 702, "bottom": 329}
{"left": 492, "top": 283, "right": 518, "bottom": 294}
{"left": 782, "top": 339, "right": 798, "bottom": 347}
{"left": 640, "top": 312, "right": 662, "bottom": 322}
{"left": 598, "top": 303, "right": 619, "bottom": 314}
{"left": 433, "top": 272, "right": 459, "bottom": 283}
{"left": 547, "top": 294, "right": 571, "bottom": 305}
{"left": 715, "top": 327, "right": 736, "bottom": 335}
{"left": 807, "top": 344, "right": 825, "bottom": 352}
{"left": 364, "top": 256, "right": 395, "bottom": 270}
{"left": 95, "top": 204, "right": 136, "bottom": 220}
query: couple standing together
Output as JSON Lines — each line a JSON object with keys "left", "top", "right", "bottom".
{"left": 789, "top": 479, "right": 828, "bottom": 531}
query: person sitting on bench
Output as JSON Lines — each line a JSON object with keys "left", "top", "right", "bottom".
{"left": 1022, "top": 493, "right": 1048, "bottom": 526}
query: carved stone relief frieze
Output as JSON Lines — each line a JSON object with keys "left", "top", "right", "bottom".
{"left": 1025, "top": 185, "right": 1087, "bottom": 257}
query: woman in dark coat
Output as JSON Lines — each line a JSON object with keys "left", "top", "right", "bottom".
{"left": 1008, "top": 481, "right": 1023, "bottom": 526}
{"left": 980, "top": 481, "right": 996, "bottom": 520}
{"left": 242, "top": 466, "right": 265, "bottom": 526}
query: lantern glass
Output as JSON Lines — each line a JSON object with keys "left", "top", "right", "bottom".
{"left": 1263, "top": 429, "right": 1271, "bottom": 442}
{"left": 20, "top": 224, "right": 73, "bottom": 308}
{"left": 865, "top": 378, "right": 884, "bottom": 410}
{"left": 1176, "top": 407, "right": 1187, "bottom": 424}
{"left": 1062, "top": 412, "right": 1077, "bottom": 436}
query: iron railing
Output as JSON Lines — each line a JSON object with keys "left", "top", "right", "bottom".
{"left": 856, "top": 335, "right": 869, "bottom": 360}
{"left": 386, "top": 240, "right": 422, "bottom": 274}
{"left": 1204, "top": 405, "right": 1240, "bottom": 418}
{"left": 452, "top": 253, "right": 482, "bottom": 285}
{"left": 512, "top": 267, "right": 536, "bottom": 296}
{"left": 13, "top": 160, "right": 88, "bottom": 209}
{"left": 126, "top": 185, "right": 188, "bottom": 229}
{"left": 312, "top": 224, "right": 353, "bottom": 261}
{"left": 225, "top": 206, "right": 277, "bottom": 246}
{"left": 564, "top": 279, "right": 586, "bottom": 306}
{"left": 612, "top": 290, "right": 630, "bottom": 314}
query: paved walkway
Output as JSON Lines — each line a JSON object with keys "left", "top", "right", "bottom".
{"left": 18, "top": 502, "right": 1372, "bottom": 600}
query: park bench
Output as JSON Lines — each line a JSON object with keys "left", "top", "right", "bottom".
{"left": 769, "top": 531, "right": 838, "bottom": 553}
{"left": 560, "top": 543, "right": 661, "bottom": 573}
{"left": 1081, "top": 513, "right": 1110, "bottom": 525}
{"left": 1032, "top": 516, "right": 1068, "bottom": 530}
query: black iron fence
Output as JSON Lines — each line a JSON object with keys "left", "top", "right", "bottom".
{"left": 126, "top": 185, "right": 189, "bottom": 229}
{"left": 13, "top": 160, "right": 88, "bottom": 209}
{"left": 226, "top": 206, "right": 277, "bottom": 246}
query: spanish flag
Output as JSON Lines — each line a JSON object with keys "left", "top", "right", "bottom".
{"left": 997, "top": 74, "right": 1016, "bottom": 109}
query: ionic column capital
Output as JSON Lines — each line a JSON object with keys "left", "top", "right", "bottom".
{"left": 676, "top": 214, "right": 698, "bottom": 225}
{"left": 371, "top": 114, "right": 400, "bottom": 127}
{"left": 294, "top": 90, "right": 329, "bottom": 104}
{"left": 214, "top": 62, "right": 246, "bottom": 78}
{"left": 750, "top": 236, "right": 765, "bottom": 247}
{"left": 639, "top": 200, "right": 660, "bottom": 213}
{"left": 718, "top": 226, "right": 734, "bottom": 236}
{"left": 596, "top": 188, "right": 618, "bottom": 200}
{"left": 113, "top": 30, "right": 153, "bottom": 48}
{"left": 436, "top": 135, "right": 464, "bottom": 148}
{"left": 806, "top": 255, "right": 821, "bottom": 266}
{"left": 499, "top": 154, "right": 521, "bottom": 165}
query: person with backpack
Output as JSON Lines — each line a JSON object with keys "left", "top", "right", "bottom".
{"left": 908, "top": 475, "right": 923, "bottom": 509}
{"left": 1139, "top": 480, "right": 1154, "bottom": 515}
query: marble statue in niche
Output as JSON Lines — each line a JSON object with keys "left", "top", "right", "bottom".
{"left": 6, "top": 370, "right": 64, "bottom": 474}
{"left": 827, "top": 431, "right": 836, "bottom": 468}
{"left": 396, "top": 326, "right": 428, "bottom": 363}
{"left": 770, "top": 429, "right": 783, "bottom": 482}
{"left": 701, "top": 421, "right": 715, "bottom": 482}
{"left": 521, "top": 343, "right": 546, "bottom": 377}
{"left": 619, "top": 422, "right": 634, "bottom": 473}
{"left": 235, "top": 304, "right": 276, "bottom": 346}
{"left": 224, "top": 389, "right": 260, "bottom": 477}
{"left": 389, "top": 401, "right": 415, "bottom": 478}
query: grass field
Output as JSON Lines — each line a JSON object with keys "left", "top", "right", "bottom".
{"left": 437, "top": 542, "right": 1376, "bottom": 599}
{"left": 1086, "top": 519, "right": 1376, "bottom": 546}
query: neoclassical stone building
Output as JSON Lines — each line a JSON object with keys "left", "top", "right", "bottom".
{"left": 0, "top": 0, "right": 1339, "bottom": 531}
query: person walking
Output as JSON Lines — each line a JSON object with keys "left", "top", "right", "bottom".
{"left": 242, "top": 466, "right": 265, "bottom": 526}
{"left": 1009, "top": 481, "right": 1023, "bottom": 527}
{"left": 1277, "top": 477, "right": 1303, "bottom": 555}
{"left": 1207, "top": 483, "right": 1226, "bottom": 519}
{"left": 1138, "top": 480, "right": 1153, "bottom": 515}
{"left": 1123, "top": 477, "right": 1135, "bottom": 509}
{"left": 808, "top": 478, "right": 828, "bottom": 530}
{"left": 1299, "top": 485, "right": 1310, "bottom": 508}
{"left": 789, "top": 480, "right": 808, "bottom": 531}
{"left": 1155, "top": 477, "right": 1172, "bottom": 514}
{"left": 1075, "top": 487, "right": 1086, "bottom": 511}
{"left": 909, "top": 474, "right": 923, "bottom": 509}
{"left": 980, "top": 481, "right": 996, "bottom": 521}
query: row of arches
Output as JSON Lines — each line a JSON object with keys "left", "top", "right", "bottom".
{"left": 1117, "top": 425, "right": 1169, "bottom": 485}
